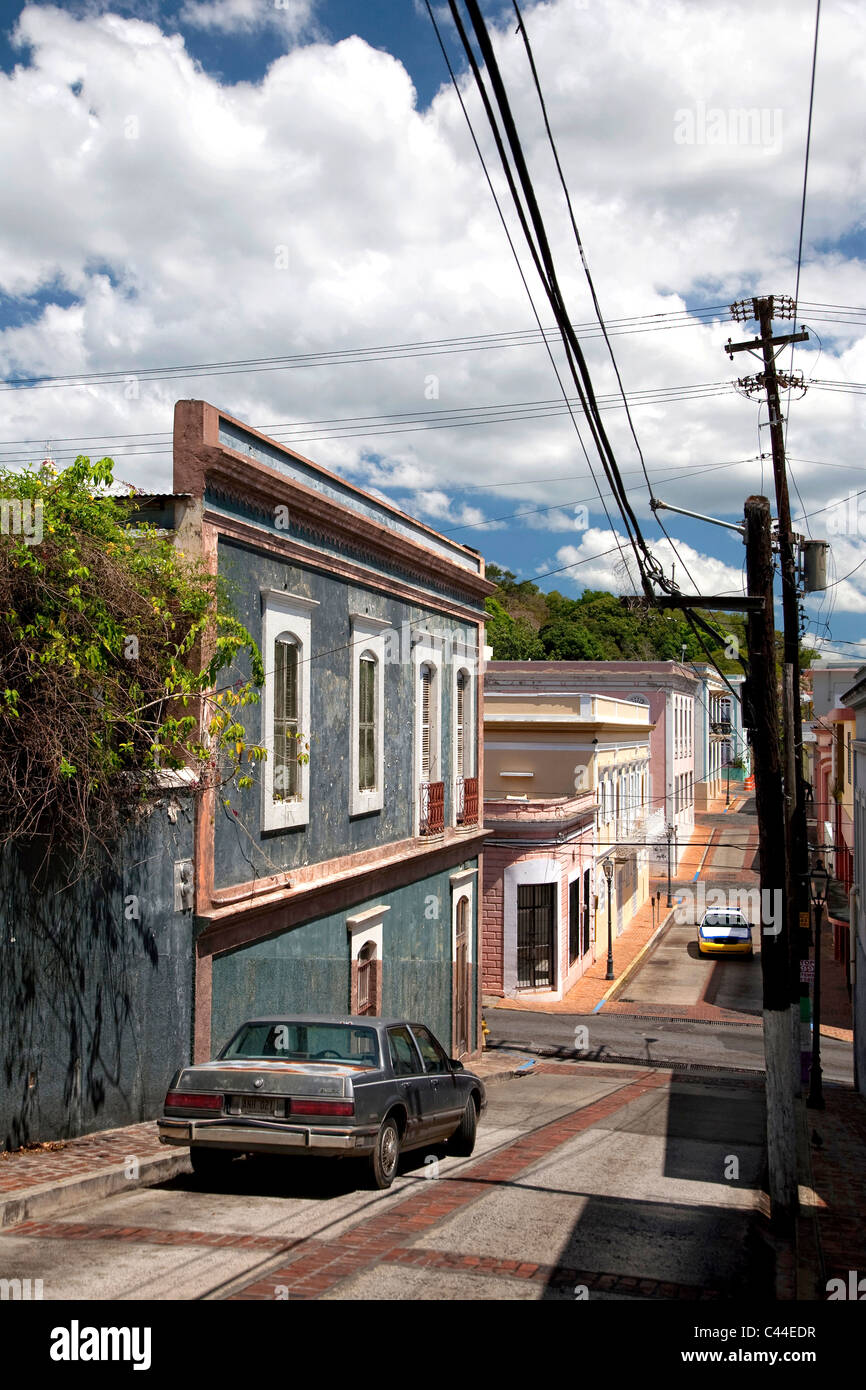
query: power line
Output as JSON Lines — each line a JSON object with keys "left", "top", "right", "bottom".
{"left": 447, "top": 0, "right": 668, "bottom": 597}
{"left": 423, "top": 0, "right": 632, "bottom": 580}
{"left": 510, "top": 0, "right": 701, "bottom": 597}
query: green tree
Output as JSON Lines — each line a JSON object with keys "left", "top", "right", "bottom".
{"left": 0, "top": 456, "right": 266, "bottom": 871}
{"left": 538, "top": 618, "right": 602, "bottom": 660}
{"left": 484, "top": 596, "right": 545, "bottom": 659}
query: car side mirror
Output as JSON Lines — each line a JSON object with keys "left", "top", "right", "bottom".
{"left": 449, "top": 1058, "right": 464, "bottom": 1072}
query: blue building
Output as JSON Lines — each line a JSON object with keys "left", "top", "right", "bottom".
{"left": 173, "top": 400, "right": 491, "bottom": 1061}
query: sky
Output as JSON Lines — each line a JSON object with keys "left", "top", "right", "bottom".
{"left": 1, "top": 0, "right": 864, "bottom": 663}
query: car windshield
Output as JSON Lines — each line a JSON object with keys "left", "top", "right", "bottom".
{"left": 221, "top": 1022, "right": 380, "bottom": 1067}
{"left": 701, "top": 914, "right": 749, "bottom": 932}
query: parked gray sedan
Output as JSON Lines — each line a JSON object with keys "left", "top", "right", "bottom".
{"left": 158, "top": 1014, "right": 487, "bottom": 1189}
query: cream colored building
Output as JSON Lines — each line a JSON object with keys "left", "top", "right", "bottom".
{"left": 482, "top": 685, "right": 653, "bottom": 1001}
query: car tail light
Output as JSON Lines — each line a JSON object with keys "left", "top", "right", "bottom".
{"left": 290, "top": 1099, "right": 354, "bottom": 1117}
{"left": 165, "top": 1091, "right": 223, "bottom": 1111}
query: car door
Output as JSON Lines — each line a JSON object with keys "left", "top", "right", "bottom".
{"left": 386, "top": 1026, "right": 431, "bottom": 1149}
{"left": 410, "top": 1025, "right": 464, "bottom": 1140}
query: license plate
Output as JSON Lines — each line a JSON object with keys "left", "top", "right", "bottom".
{"left": 239, "top": 1096, "right": 278, "bottom": 1116}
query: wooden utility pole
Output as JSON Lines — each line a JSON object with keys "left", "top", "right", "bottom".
{"left": 726, "top": 297, "right": 811, "bottom": 1077}
{"left": 744, "top": 495, "right": 797, "bottom": 1228}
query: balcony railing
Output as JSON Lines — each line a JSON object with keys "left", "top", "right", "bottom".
{"left": 420, "top": 780, "right": 445, "bottom": 835}
{"left": 456, "top": 776, "right": 479, "bottom": 826}
{"left": 710, "top": 720, "right": 732, "bottom": 735}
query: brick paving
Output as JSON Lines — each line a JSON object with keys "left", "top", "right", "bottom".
{"left": 0, "top": 1120, "right": 164, "bottom": 1194}
{"left": 6, "top": 1218, "right": 310, "bottom": 1255}
{"left": 2, "top": 1057, "right": 860, "bottom": 1300}
{"left": 228, "top": 1067, "right": 670, "bottom": 1299}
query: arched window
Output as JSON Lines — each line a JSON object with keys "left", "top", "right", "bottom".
{"left": 357, "top": 940, "right": 377, "bottom": 1016}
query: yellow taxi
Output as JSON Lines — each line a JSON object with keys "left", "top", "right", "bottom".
{"left": 697, "top": 908, "right": 754, "bottom": 957}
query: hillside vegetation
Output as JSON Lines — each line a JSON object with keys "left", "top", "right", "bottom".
{"left": 483, "top": 562, "right": 803, "bottom": 673}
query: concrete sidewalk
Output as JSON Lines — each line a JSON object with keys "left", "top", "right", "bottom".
{"left": 0, "top": 1049, "right": 536, "bottom": 1230}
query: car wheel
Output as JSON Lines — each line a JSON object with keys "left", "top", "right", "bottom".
{"left": 448, "top": 1096, "right": 478, "bottom": 1157}
{"left": 189, "top": 1146, "right": 234, "bottom": 1181}
{"left": 369, "top": 1115, "right": 401, "bottom": 1189}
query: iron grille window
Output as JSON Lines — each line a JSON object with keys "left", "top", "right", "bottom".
{"left": 274, "top": 637, "right": 299, "bottom": 800}
{"left": 516, "top": 883, "right": 555, "bottom": 989}
{"left": 358, "top": 654, "right": 376, "bottom": 792}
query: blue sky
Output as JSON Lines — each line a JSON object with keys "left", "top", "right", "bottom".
{"left": 0, "top": 0, "right": 864, "bottom": 661}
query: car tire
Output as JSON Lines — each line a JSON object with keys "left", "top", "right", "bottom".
{"left": 369, "top": 1116, "right": 401, "bottom": 1190}
{"left": 189, "top": 1146, "right": 234, "bottom": 1181}
{"left": 448, "top": 1096, "right": 477, "bottom": 1157}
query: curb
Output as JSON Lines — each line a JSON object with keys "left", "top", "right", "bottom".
{"left": 476, "top": 1052, "right": 538, "bottom": 1084}
{"left": 0, "top": 1149, "right": 191, "bottom": 1230}
{"left": 0, "top": 1056, "right": 540, "bottom": 1227}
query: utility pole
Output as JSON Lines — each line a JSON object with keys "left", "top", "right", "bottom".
{"left": 725, "top": 296, "right": 811, "bottom": 1083}
{"left": 744, "top": 495, "right": 798, "bottom": 1228}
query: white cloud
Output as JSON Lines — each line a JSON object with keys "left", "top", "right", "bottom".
{"left": 409, "top": 488, "right": 500, "bottom": 530}
{"left": 178, "top": 0, "right": 316, "bottom": 38}
{"left": 548, "top": 529, "right": 746, "bottom": 598}
{"left": 0, "top": 0, "right": 864, "bottom": 622}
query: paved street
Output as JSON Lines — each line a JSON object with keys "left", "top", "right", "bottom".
{"left": 0, "top": 799, "right": 856, "bottom": 1303}
{"left": 0, "top": 1065, "right": 773, "bottom": 1300}
{"left": 488, "top": 1008, "right": 853, "bottom": 1083}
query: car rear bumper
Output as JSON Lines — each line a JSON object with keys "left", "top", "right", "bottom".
{"left": 158, "top": 1117, "right": 379, "bottom": 1157}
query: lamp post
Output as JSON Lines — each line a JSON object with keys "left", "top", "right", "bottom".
{"left": 807, "top": 859, "right": 831, "bottom": 1110}
{"left": 665, "top": 822, "right": 675, "bottom": 907}
{"left": 603, "top": 857, "right": 614, "bottom": 981}
{"left": 725, "top": 752, "right": 731, "bottom": 807}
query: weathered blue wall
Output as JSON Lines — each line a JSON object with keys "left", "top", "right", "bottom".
{"left": 213, "top": 535, "right": 477, "bottom": 890}
{"left": 0, "top": 796, "right": 195, "bottom": 1148}
{"left": 210, "top": 860, "right": 478, "bottom": 1055}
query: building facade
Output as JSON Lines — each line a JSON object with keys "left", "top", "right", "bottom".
{"left": 841, "top": 667, "right": 866, "bottom": 1095}
{"left": 806, "top": 664, "right": 859, "bottom": 888}
{"left": 170, "top": 400, "right": 492, "bottom": 1060}
{"left": 481, "top": 670, "right": 652, "bottom": 1001}
{"left": 691, "top": 665, "right": 749, "bottom": 809}
{"left": 486, "top": 661, "right": 695, "bottom": 869}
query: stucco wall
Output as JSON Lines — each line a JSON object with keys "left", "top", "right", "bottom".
{"left": 213, "top": 537, "right": 478, "bottom": 890}
{"left": 209, "top": 860, "right": 479, "bottom": 1056}
{"left": 0, "top": 797, "right": 195, "bottom": 1148}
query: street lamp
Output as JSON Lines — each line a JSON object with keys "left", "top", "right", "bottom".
{"left": 603, "top": 856, "right": 614, "bottom": 981}
{"left": 665, "top": 822, "right": 675, "bottom": 907}
{"left": 807, "top": 858, "right": 831, "bottom": 1110}
{"left": 725, "top": 753, "right": 731, "bottom": 807}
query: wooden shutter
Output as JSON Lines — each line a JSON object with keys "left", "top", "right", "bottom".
{"left": 456, "top": 671, "right": 466, "bottom": 778}
{"left": 274, "top": 638, "right": 299, "bottom": 800}
{"left": 420, "top": 665, "right": 432, "bottom": 781}
{"left": 359, "top": 655, "right": 376, "bottom": 791}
